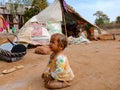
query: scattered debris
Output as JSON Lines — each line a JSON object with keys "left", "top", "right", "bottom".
{"left": 68, "top": 35, "right": 91, "bottom": 45}
{"left": 2, "top": 65, "right": 24, "bottom": 74}
{"left": 0, "top": 74, "right": 4, "bottom": 77}
{"left": 15, "top": 65, "right": 24, "bottom": 69}
{"left": 2, "top": 67, "right": 16, "bottom": 74}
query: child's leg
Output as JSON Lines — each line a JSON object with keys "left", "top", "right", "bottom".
{"left": 45, "top": 80, "right": 71, "bottom": 89}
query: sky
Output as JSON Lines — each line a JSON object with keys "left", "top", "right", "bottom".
{"left": 2, "top": 0, "right": 120, "bottom": 24}
{"left": 47, "top": 0, "right": 120, "bottom": 24}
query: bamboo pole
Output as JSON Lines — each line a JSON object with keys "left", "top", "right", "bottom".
{"left": 62, "top": 13, "right": 68, "bottom": 37}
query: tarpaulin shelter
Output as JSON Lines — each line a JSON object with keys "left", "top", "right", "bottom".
{"left": 16, "top": 0, "right": 105, "bottom": 45}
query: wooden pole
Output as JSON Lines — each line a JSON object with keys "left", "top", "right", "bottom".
{"left": 62, "top": 13, "right": 68, "bottom": 37}
{"left": 59, "top": 0, "right": 68, "bottom": 37}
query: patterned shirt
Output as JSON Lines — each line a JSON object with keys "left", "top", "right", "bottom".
{"left": 44, "top": 54, "right": 74, "bottom": 81}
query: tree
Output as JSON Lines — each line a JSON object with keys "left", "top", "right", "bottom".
{"left": 32, "top": 0, "right": 48, "bottom": 10}
{"left": 93, "top": 11, "right": 110, "bottom": 26}
{"left": 24, "top": 0, "right": 48, "bottom": 22}
{"left": 116, "top": 16, "right": 120, "bottom": 24}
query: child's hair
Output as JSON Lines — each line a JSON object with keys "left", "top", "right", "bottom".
{"left": 51, "top": 33, "right": 68, "bottom": 50}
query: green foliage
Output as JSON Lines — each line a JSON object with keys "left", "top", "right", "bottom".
{"left": 93, "top": 11, "right": 103, "bottom": 19}
{"left": 24, "top": 8, "right": 39, "bottom": 22}
{"left": 24, "top": 0, "right": 48, "bottom": 22}
{"left": 93, "top": 11, "right": 110, "bottom": 26}
{"left": 32, "top": 0, "right": 48, "bottom": 10}
{"left": 95, "top": 18, "right": 104, "bottom": 26}
{"left": 116, "top": 16, "right": 120, "bottom": 24}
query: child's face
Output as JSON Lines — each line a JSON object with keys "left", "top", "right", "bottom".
{"left": 49, "top": 36, "right": 60, "bottom": 52}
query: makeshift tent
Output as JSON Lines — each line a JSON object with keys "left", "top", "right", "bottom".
{"left": 16, "top": 0, "right": 108, "bottom": 45}
{"left": 36, "top": 0, "right": 103, "bottom": 37}
{"left": 15, "top": 15, "right": 50, "bottom": 45}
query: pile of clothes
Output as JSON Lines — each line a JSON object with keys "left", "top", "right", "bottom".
{"left": 68, "top": 33, "right": 91, "bottom": 45}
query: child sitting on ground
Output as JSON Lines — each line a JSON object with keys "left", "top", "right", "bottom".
{"left": 41, "top": 33, "right": 74, "bottom": 89}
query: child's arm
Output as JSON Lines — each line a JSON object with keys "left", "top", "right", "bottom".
{"left": 51, "top": 55, "right": 66, "bottom": 80}
{"left": 42, "top": 59, "right": 51, "bottom": 78}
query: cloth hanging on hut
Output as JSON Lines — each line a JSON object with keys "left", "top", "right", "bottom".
{"left": 0, "top": 15, "right": 9, "bottom": 33}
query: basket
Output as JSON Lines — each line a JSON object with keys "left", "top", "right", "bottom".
{"left": 0, "top": 48, "right": 26, "bottom": 62}
{"left": 0, "top": 33, "right": 27, "bottom": 62}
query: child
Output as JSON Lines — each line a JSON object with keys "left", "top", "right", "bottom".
{"left": 42, "top": 33, "right": 74, "bottom": 89}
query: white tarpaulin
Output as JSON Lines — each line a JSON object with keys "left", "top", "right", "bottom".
{"left": 16, "top": 22, "right": 50, "bottom": 45}
{"left": 36, "top": 0, "right": 62, "bottom": 22}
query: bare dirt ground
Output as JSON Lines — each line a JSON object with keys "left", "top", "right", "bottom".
{"left": 0, "top": 30, "right": 120, "bottom": 90}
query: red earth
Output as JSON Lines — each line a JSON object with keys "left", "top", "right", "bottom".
{"left": 0, "top": 30, "right": 120, "bottom": 90}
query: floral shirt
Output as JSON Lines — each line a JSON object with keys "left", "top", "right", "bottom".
{"left": 44, "top": 54, "right": 74, "bottom": 81}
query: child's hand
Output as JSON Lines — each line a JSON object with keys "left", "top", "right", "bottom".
{"left": 44, "top": 74, "right": 53, "bottom": 83}
{"left": 41, "top": 73, "right": 45, "bottom": 79}
{"left": 47, "top": 75, "right": 53, "bottom": 80}
{"left": 41, "top": 72, "right": 49, "bottom": 79}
